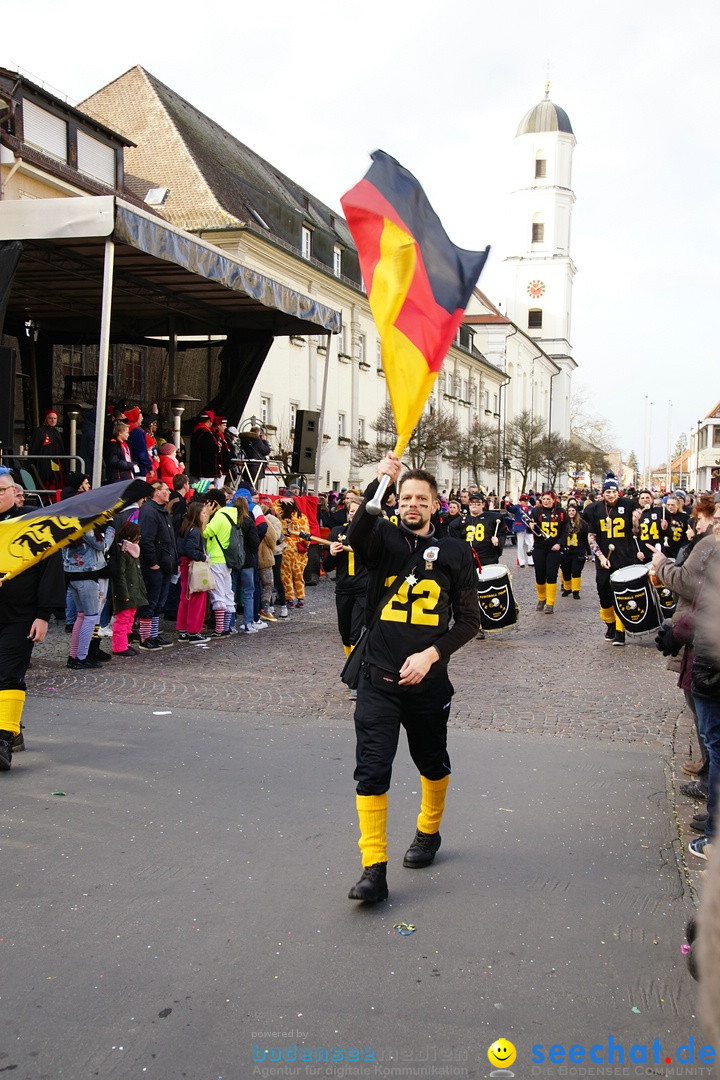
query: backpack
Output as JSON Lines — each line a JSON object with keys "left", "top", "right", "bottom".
{"left": 216, "top": 509, "right": 245, "bottom": 570}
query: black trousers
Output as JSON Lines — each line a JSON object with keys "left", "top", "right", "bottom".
{"left": 594, "top": 564, "right": 613, "bottom": 609}
{"left": 335, "top": 590, "right": 365, "bottom": 648}
{"left": 560, "top": 551, "right": 585, "bottom": 581}
{"left": 354, "top": 669, "right": 453, "bottom": 794}
{"left": 533, "top": 546, "right": 562, "bottom": 586}
{"left": 0, "top": 620, "right": 35, "bottom": 693}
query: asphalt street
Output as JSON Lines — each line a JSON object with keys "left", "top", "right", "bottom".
{"left": 0, "top": 551, "right": 708, "bottom": 1079}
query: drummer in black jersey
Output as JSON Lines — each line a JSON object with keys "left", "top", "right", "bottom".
{"left": 560, "top": 498, "right": 589, "bottom": 599}
{"left": 325, "top": 495, "right": 367, "bottom": 669}
{"left": 582, "top": 476, "right": 639, "bottom": 646}
{"left": 344, "top": 452, "right": 480, "bottom": 904}
{"left": 456, "top": 491, "right": 506, "bottom": 563}
{"left": 529, "top": 491, "right": 568, "bottom": 613}
{"left": 658, "top": 492, "right": 691, "bottom": 559}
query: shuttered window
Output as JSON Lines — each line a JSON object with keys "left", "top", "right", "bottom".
{"left": 77, "top": 131, "right": 116, "bottom": 186}
{"left": 22, "top": 100, "right": 68, "bottom": 162}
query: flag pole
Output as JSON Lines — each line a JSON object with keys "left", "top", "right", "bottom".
{"left": 365, "top": 437, "right": 408, "bottom": 516}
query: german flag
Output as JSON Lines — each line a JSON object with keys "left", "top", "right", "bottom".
{"left": 0, "top": 479, "right": 153, "bottom": 582}
{"left": 341, "top": 151, "right": 489, "bottom": 452}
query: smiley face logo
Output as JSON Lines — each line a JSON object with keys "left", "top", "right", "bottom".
{"left": 488, "top": 1039, "right": 516, "bottom": 1069}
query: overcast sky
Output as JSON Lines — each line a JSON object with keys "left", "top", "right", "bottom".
{"left": 6, "top": 0, "right": 719, "bottom": 471}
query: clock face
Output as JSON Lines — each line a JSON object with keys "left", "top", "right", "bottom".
{"left": 527, "top": 280, "right": 546, "bottom": 298}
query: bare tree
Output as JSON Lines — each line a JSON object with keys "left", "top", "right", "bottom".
{"left": 447, "top": 418, "right": 497, "bottom": 487}
{"left": 570, "top": 388, "right": 614, "bottom": 451}
{"left": 538, "top": 432, "right": 571, "bottom": 491}
{"left": 351, "top": 402, "right": 461, "bottom": 470}
{"left": 506, "top": 410, "right": 547, "bottom": 491}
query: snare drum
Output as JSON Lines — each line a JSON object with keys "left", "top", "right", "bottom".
{"left": 610, "top": 564, "right": 661, "bottom": 634}
{"left": 653, "top": 558, "right": 678, "bottom": 617}
{"left": 477, "top": 564, "right": 518, "bottom": 632}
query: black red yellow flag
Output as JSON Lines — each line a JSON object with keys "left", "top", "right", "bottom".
{"left": 341, "top": 150, "right": 489, "bottom": 452}
{"left": 0, "top": 479, "right": 153, "bottom": 582}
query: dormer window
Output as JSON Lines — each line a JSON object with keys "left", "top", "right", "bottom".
{"left": 77, "top": 130, "right": 116, "bottom": 185}
{"left": 22, "top": 100, "right": 68, "bottom": 162}
{"left": 301, "top": 226, "right": 312, "bottom": 260}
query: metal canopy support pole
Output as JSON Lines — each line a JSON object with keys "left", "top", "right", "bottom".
{"left": 314, "top": 332, "right": 332, "bottom": 494}
{"left": 92, "top": 239, "right": 115, "bottom": 487}
{"left": 168, "top": 316, "right": 176, "bottom": 396}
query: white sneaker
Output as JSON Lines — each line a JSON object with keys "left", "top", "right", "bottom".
{"left": 98, "top": 624, "right": 113, "bottom": 638}
{"left": 241, "top": 624, "right": 259, "bottom": 634}
{"left": 267, "top": 605, "right": 275, "bottom": 614}
{"left": 251, "top": 620, "right": 267, "bottom": 630}
{"left": 278, "top": 606, "right": 288, "bottom": 618}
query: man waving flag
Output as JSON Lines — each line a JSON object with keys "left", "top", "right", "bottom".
{"left": 341, "top": 150, "right": 489, "bottom": 459}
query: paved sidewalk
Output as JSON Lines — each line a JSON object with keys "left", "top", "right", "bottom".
{"left": 1, "top": 552, "right": 707, "bottom": 1078}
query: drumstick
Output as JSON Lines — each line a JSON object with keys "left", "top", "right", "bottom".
{"left": 289, "top": 529, "right": 349, "bottom": 550}
{"left": 493, "top": 518, "right": 501, "bottom": 537}
{"left": 605, "top": 543, "right": 615, "bottom": 567}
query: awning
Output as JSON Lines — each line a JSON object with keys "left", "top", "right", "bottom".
{"left": 0, "top": 195, "right": 341, "bottom": 339}
{"left": 0, "top": 196, "right": 340, "bottom": 483}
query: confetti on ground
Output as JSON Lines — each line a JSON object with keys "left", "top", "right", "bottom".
{"left": 152, "top": 711, "right": 172, "bottom": 715}
{"left": 51, "top": 791, "right": 66, "bottom": 797}
{"left": 631, "top": 1006, "right": 641, "bottom": 1014}
{"left": 393, "top": 922, "right": 416, "bottom": 936}
{"left": 681, "top": 944, "right": 691, "bottom": 955}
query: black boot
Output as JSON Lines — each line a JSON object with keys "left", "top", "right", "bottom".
{"left": 348, "top": 862, "right": 388, "bottom": 903}
{"left": 403, "top": 829, "right": 441, "bottom": 868}
{"left": 604, "top": 624, "right": 615, "bottom": 641}
{"left": 13, "top": 723, "right": 24, "bottom": 752}
{"left": 88, "top": 638, "right": 112, "bottom": 663}
{"left": 0, "top": 729, "right": 14, "bottom": 771}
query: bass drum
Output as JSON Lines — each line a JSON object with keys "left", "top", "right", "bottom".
{"left": 610, "top": 564, "right": 661, "bottom": 634}
{"left": 477, "top": 564, "right": 518, "bottom": 633}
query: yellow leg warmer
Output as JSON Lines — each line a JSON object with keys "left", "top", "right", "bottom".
{"left": 571, "top": 577, "right": 582, "bottom": 594}
{"left": 600, "top": 605, "right": 615, "bottom": 626}
{"left": 356, "top": 793, "right": 388, "bottom": 866}
{"left": 560, "top": 571, "right": 570, "bottom": 589}
{"left": 417, "top": 775, "right": 450, "bottom": 835}
{"left": 535, "top": 584, "right": 547, "bottom": 603}
{"left": 545, "top": 583, "right": 558, "bottom": 607}
{"left": 0, "top": 690, "right": 25, "bottom": 737}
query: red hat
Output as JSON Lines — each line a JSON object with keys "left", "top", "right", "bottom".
{"left": 125, "top": 406, "right": 141, "bottom": 424}
{"left": 44, "top": 407, "right": 58, "bottom": 419}
{"left": 519, "top": 494, "right": 529, "bottom": 502}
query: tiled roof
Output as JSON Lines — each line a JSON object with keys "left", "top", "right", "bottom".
{"left": 79, "top": 67, "right": 360, "bottom": 282}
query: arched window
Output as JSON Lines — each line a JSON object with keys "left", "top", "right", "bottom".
{"left": 528, "top": 309, "right": 543, "bottom": 329}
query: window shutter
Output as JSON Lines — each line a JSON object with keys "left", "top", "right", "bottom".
{"left": 77, "top": 131, "right": 116, "bottom": 186}
{"left": 22, "top": 100, "right": 68, "bottom": 162}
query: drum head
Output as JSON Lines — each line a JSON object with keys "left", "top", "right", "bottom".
{"left": 478, "top": 564, "right": 508, "bottom": 582}
{"left": 610, "top": 564, "right": 649, "bottom": 584}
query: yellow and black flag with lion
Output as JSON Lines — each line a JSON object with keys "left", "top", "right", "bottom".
{"left": 0, "top": 479, "right": 153, "bottom": 583}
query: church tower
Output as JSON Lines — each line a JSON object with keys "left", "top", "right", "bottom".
{"left": 505, "top": 86, "right": 577, "bottom": 439}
